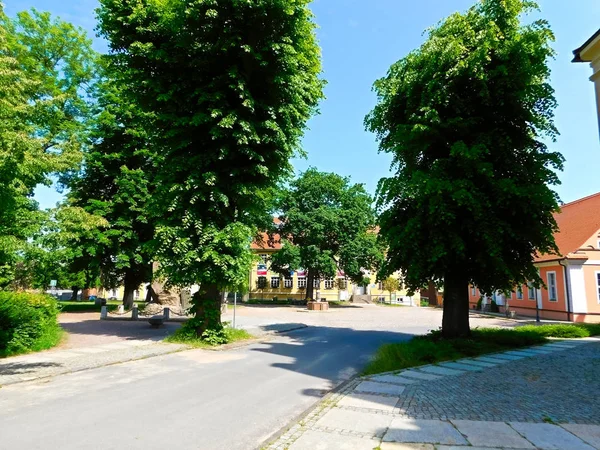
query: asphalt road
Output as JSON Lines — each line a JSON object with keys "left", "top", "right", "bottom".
{"left": 0, "top": 324, "right": 418, "bottom": 450}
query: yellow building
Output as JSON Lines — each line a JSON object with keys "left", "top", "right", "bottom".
{"left": 248, "top": 238, "right": 419, "bottom": 305}
{"left": 573, "top": 28, "right": 600, "bottom": 137}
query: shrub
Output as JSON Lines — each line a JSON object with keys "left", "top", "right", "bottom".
{"left": 0, "top": 292, "right": 62, "bottom": 357}
{"left": 476, "top": 298, "right": 482, "bottom": 310}
{"left": 420, "top": 299, "right": 429, "bottom": 307}
{"left": 518, "top": 323, "right": 600, "bottom": 338}
{"left": 165, "top": 320, "right": 253, "bottom": 347}
{"left": 490, "top": 300, "right": 499, "bottom": 313}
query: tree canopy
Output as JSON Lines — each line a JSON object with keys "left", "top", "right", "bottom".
{"left": 97, "top": 0, "right": 324, "bottom": 334}
{"left": 270, "top": 168, "right": 383, "bottom": 301}
{"left": 365, "top": 0, "right": 562, "bottom": 337}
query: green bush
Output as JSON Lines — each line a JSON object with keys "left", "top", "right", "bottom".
{"left": 0, "top": 292, "right": 63, "bottom": 357}
{"left": 476, "top": 298, "right": 482, "bottom": 310}
{"left": 517, "top": 323, "right": 600, "bottom": 338}
{"left": 165, "top": 320, "right": 253, "bottom": 347}
{"left": 490, "top": 300, "right": 499, "bottom": 313}
{"left": 420, "top": 299, "right": 429, "bottom": 307}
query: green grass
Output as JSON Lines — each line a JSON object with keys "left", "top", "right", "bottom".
{"left": 57, "top": 301, "right": 145, "bottom": 313}
{"left": 362, "top": 324, "right": 594, "bottom": 375}
{"left": 164, "top": 323, "right": 254, "bottom": 348}
{"left": 378, "top": 302, "right": 407, "bottom": 307}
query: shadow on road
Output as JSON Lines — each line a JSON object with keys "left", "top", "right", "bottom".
{"left": 59, "top": 319, "right": 181, "bottom": 342}
{"left": 0, "top": 361, "right": 62, "bottom": 375}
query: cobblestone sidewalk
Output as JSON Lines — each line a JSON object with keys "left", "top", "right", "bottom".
{"left": 0, "top": 340, "right": 187, "bottom": 385}
{"left": 266, "top": 338, "right": 600, "bottom": 450}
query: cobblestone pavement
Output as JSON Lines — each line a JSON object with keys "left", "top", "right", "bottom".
{"left": 266, "top": 338, "right": 600, "bottom": 450}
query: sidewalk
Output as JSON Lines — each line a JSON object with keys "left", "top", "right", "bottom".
{"left": 266, "top": 338, "right": 600, "bottom": 450}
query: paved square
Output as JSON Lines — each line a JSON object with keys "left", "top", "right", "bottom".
{"left": 382, "top": 418, "right": 468, "bottom": 445}
{"left": 338, "top": 393, "right": 399, "bottom": 412}
{"left": 355, "top": 381, "right": 405, "bottom": 396}
{"left": 451, "top": 420, "right": 533, "bottom": 448}
{"left": 458, "top": 359, "right": 497, "bottom": 368}
{"left": 380, "top": 444, "right": 434, "bottom": 449}
{"left": 370, "top": 374, "right": 419, "bottom": 385}
{"left": 288, "top": 429, "right": 377, "bottom": 449}
{"left": 560, "top": 424, "right": 600, "bottom": 448}
{"left": 509, "top": 422, "right": 595, "bottom": 450}
{"left": 488, "top": 353, "right": 525, "bottom": 361}
{"left": 315, "top": 408, "right": 393, "bottom": 437}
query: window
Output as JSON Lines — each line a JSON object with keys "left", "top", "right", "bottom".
{"left": 257, "top": 277, "right": 267, "bottom": 289}
{"left": 284, "top": 277, "right": 293, "bottom": 289}
{"left": 471, "top": 286, "right": 476, "bottom": 297}
{"left": 271, "top": 277, "right": 280, "bottom": 289}
{"left": 516, "top": 287, "right": 523, "bottom": 300}
{"left": 297, "top": 277, "right": 306, "bottom": 289}
{"left": 324, "top": 279, "right": 334, "bottom": 290}
{"left": 313, "top": 278, "right": 320, "bottom": 288}
{"left": 378, "top": 281, "right": 384, "bottom": 290}
{"left": 547, "top": 272, "right": 557, "bottom": 301}
{"left": 527, "top": 283, "right": 535, "bottom": 300}
{"left": 597, "top": 240, "right": 600, "bottom": 249}
{"left": 338, "top": 278, "right": 347, "bottom": 290}
{"left": 596, "top": 273, "right": 600, "bottom": 304}
{"left": 259, "top": 254, "right": 268, "bottom": 264}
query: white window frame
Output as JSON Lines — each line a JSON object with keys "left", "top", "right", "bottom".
{"left": 297, "top": 277, "right": 306, "bottom": 289}
{"left": 597, "top": 240, "right": 600, "bottom": 249}
{"left": 547, "top": 271, "right": 558, "bottom": 302}
{"left": 324, "top": 279, "right": 334, "bottom": 290}
{"left": 313, "top": 278, "right": 321, "bottom": 288}
{"left": 527, "top": 283, "right": 535, "bottom": 300}
{"left": 516, "top": 287, "right": 523, "bottom": 300}
{"left": 270, "top": 277, "right": 280, "bottom": 289}
{"left": 284, "top": 277, "right": 293, "bottom": 289}
{"left": 471, "top": 286, "right": 476, "bottom": 297}
{"left": 596, "top": 272, "right": 600, "bottom": 304}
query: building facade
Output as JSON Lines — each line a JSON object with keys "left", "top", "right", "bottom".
{"left": 573, "top": 28, "right": 600, "bottom": 137}
{"left": 469, "top": 193, "right": 600, "bottom": 322}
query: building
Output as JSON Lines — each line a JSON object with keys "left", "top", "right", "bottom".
{"left": 248, "top": 228, "right": 417, "bottom": 304}
{"left": 469, "top": 192, "right": 600, "bottom": 322}
{"left": 573, "top": 29, "right": 600, "bottom": 136}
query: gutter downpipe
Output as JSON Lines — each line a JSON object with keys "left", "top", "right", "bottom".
{"left": 559, "top": 259, "right": 572, "bottom": 322}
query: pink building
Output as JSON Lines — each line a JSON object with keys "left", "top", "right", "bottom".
{"left": 469, "top": 192, "right": 600, "bottom": 322}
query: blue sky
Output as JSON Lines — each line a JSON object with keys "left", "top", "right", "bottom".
{"left": 7, "top": 0, "right": 600, "bottom": 207}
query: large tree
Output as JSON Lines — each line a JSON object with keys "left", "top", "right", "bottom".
{"left": 269, "top": 168, "right": 383, "bottom": 301}
{"left": 365, "top": 0, "right": 563, "bottom": 337}
{"left": 0, "top": 8, "right": 97, "bottom": 286}
{"left": 68, "top": 74, "right": 156, "bottom": 309}
{"left": 97, "top": 0, "right": 324, "bottom": 334}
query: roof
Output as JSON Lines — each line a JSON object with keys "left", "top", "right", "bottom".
{"left": 250, "top": 217, "right": 282, "bottom": 250}
{"left": 536, "top": 192, "right": 600, "bottom": 262}
{"left": 573, "top": 28, "right": 600, "bottom": 62}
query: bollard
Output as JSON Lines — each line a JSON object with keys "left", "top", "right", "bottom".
{"left": 132, "top": 305, "right": 138, "bottom": 320}
{"left": 164, "top": 307, "right": 170, "bottom": 320}
{"left": 118, "top": 305, "right": 124, "bottom": 314}
{"left": 100, "top": 305, "right": 108, "bottom": 319}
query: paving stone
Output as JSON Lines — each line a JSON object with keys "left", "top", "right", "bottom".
{"left": 473, "top": 356, "right": 509, "bottom": 364}
{"left": 380, "top": 443, "right": 434, "bottom": 449}
{"left": 418, "top": 366, "right": 464, "bottom": 376}
{"left": 315, "top": 408, "right": 393, "bottom": 437}
{"left": 456, "top": 359, "right": 497, "bottom": 368}
{"left": 398, "top": 370, "right": 442, "bottom": 381}
{"left": 370, "top": 374, "right": 419, "bottom": 385}
{"left": 489, "top": 353, "right": 525, "bottom": 361}
{"left": 437, "top": 362, "right": 483, "bottom": 372}
{"left": 355, "top": 381, "right": 406, "bottom": 396}
{"left": 382, "top": 418, "right": 468, "bottom": 445}
{"left": 288, "top": 429, "right": 377, "bottom": 449}
{"left": 502, "top": 350, "right": 538, "bottom": 357}
{"left": 338, "top": 393, "right": 400, "bottom": 412}
{"left": 451, "top": 420, "right": 533, "bottom": 448}
{"left": 509, "top": 422, "right": 595, "bottom": 450}
{"left": 560, "top": 424, "right": 600, "bottom": 448}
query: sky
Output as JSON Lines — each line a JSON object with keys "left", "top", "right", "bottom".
{"left": 6, "top": 0, "right": 600, "bottom": 208}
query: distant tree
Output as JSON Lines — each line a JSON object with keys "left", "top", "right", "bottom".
{"left": 365, "top": 0, "right": 562, "bottom": 337}
{"left": 0, "top": 8, "right": 97, "bottom": 286}
{"left": 381, "top": 276, "right": 400, "bottom": 299}
{"left": 97, "top": 0, "right": 325, "bottom": 335}
{"left": 270, "top": 169, "right": 384, "bottom": 301}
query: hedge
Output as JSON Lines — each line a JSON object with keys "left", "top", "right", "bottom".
{"left": 0, "top": 292, "right": 62, "bottom": 357}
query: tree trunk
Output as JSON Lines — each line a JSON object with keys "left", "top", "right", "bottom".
{"left": 193, "top": 283, "right": 222, "bottom": 337}
{"left": 306, "top": 270, "right": 314, "bottom": 301}
{"left": 441, "top": 271, "right": 471, "bottom": 338}
{"left": 122, "top": 272, "right": 137, "bottom": 310}
{"left": 70, "top": 287, "right": 79, "bottom": 301}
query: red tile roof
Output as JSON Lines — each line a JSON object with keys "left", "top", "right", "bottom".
{"left": 250, "top": 217, "right": 282, "bottom": 250}
{"left": 536, "top": 192, "right": 600, "bottom": 262}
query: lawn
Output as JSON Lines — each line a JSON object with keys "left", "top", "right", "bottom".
{"left": 363, "top": 323, "right": 600, "bottom": 376}
{"left": 164, "top": 322, "right": 254, "bottom": 348}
